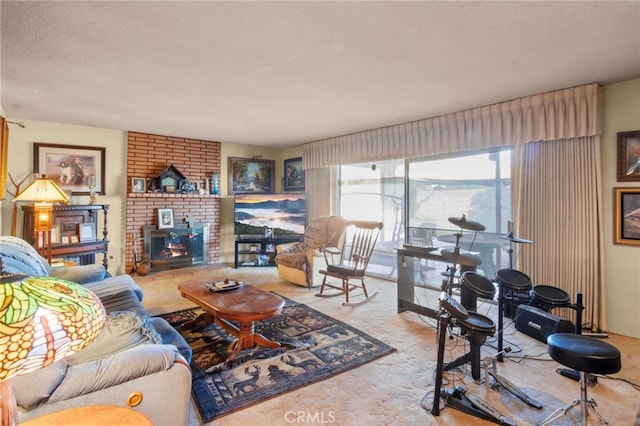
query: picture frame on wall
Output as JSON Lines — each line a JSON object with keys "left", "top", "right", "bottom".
{"left": 616, "top": 130, "right": 640, "bottom": 182}
{"left": 614, "top": 187, "right": 640, "bottom": 246}
{"left": 228, "top": 157, "right": 275, "bottom": 194}
{"left": 131, "top": 177, "right": 146, "bottom": 193}
{"left": 34, "top": 143, "right": 106, "bottom": 195}
{"left": 158, "top": 208, "right": 175, "bottom": 229}
{"left": 284, "top": 157, "right": 305, "bottom": 192}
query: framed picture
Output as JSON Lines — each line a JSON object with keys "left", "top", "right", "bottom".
{"left": 61, "top": 236, "right": 70, "bottom": 245}
{"left": 617, "top": 130, "right": 640, "bottom": 182}
{"left": 264, "top": 227, "right": 273, "bottom": 239}
{"left": 228, "top": 157, "right": 275, "bottom": 194}
{"left": 614, "top": 187, "right": 640, "bottom": 246}
{"left": 50, "top": 225, "right": 60, "bottom": 245}
{"left": 284, "top": 157, "right": 305, "bottom": 192}
{"left": 34, "top": 143, "right": 106, "bottom": 195}
{"left": 265, "top": 243, "right": 275, "bottom": 253}
{"left": 131, "top": 177, "right": 146, "bottom": 193}
{"left": 70, "top": 235, "right": 80, "bottom": 244}
{"left": 78, "top": 223, "right": 97, "bottom": 242}
{"left": 158, "top": 208, "right": 175, "bottom": 229}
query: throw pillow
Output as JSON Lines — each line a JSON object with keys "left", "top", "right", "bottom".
{"left": 66, "top": 311, "right": 161, "bottom": 366}
{"left": 49, "top": 264, "right": 106, "bottom": 284}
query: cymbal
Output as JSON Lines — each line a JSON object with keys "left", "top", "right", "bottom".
{"left": 441, "top": 249, "right": 482, "bottom": 267}
{"left": 448, "top": 214, "right": 486, "bottom": 232}
{"left": 497, "top": 234, "right": 533, "bottom": 244}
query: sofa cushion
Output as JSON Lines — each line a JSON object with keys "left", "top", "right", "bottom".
{"left": 11, "top": 360, "right": 68, "bottom": 409}
{"left": 66, "top": 311, "right": 161, "bottom": 366}
{"left": 149, "top": 317, "right": 192, "bottom": 363}
{"left": 48, "top": 344, "right": 180, "bottom": 403}
{"left": 50, "top": 264, "right": 106, "bottom": 284}
{"left": 83, "top": 274, "right": 144, "bottom": 302}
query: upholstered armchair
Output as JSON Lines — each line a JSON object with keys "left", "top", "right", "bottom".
{"left": 275, "top": 216, "right": 347, "bottom": 288}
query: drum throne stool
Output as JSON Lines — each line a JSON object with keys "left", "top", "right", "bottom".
{"left": 538, "top": 333, "right": 621, "bottom": 426}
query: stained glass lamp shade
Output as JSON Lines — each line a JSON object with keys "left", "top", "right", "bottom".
{"left": 0, "top": 276, "right": 106, "bottom": 425}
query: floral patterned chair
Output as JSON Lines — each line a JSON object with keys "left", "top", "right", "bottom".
{"left": 275, "top": 216, "right": 347, "bottom": 289}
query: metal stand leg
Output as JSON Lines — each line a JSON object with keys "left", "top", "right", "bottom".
{"left": 537, "top": 371, "right": 609, "bottom": 426}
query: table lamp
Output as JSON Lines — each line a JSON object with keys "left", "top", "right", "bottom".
{"left": 12, "top": 175, "right": 70, "bottom": 260}
{"left": 0, "top": 275, "right": 106, "bottom": 425}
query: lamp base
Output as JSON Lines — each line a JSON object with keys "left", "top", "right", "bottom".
{"left": 0, "top": 381, "right": 18, "bottom": 426}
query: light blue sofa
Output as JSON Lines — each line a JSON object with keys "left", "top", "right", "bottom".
{"left": 0, "top": 236, "right": 192, "bottom": 426}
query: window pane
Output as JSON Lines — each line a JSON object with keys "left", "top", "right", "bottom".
{"left": 407, "top": 149, "right": 512, "bottom": 277}
{"left": 339, "top": 160, "right": 404, "bottom": 279}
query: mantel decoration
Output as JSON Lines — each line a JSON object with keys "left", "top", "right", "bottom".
{"left": 0, "top": 276, "right": 106, "bottom": 425}
{"left": 613, "top": 187, "right": 640, "bottom": 246}
{"left": 33, "top": 143, "right": 106, "bottom": 195}
{"left": 228, "top": 157, "right": 275, "bottom": 194}
{"left": 617, "top": 130, "right": 640, "bottom": 182}
{"left": 284, "top": 157, "right": 305, "bottom": 192}
{"left": 147, "top": 164, "right": 199, "bottom": 193}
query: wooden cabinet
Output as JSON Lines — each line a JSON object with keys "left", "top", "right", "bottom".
{"left": 22, "top": 204, "right": 109, "bottom": 268}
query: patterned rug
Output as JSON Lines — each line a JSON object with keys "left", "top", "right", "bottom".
{"left": 159, "top": 297, "right": 396, "bottom": 422}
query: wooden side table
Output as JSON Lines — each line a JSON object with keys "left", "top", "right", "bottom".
{"left": 21, "top": 405, "right": 152, "bottom": 426}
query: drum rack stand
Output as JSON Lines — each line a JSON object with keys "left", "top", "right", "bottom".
{"left": 430, "top": 306, "right": 516, "bottom": 425}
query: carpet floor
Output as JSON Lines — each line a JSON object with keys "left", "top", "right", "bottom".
{"left": 135, "top": 265, "right": 640, "bottom": 426}
{"left": 159, "top": 298, "right": 395, "bottom": 422}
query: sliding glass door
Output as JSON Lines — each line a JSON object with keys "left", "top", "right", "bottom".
{"left": 337, "top": 147, "right": 512, "bottom": 280}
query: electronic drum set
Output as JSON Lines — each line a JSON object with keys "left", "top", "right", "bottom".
{"left": 429, "top": 214, "right": 584, "bottom": 424}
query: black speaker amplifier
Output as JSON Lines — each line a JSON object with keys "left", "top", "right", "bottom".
{"left": 515, "top": 305, "right": 574, "bottom": 343}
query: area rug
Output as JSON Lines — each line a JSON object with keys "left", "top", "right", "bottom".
{"left": 159, "top": 297, "right": 396, "bottom": 422}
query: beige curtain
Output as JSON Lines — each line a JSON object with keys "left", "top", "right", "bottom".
{"left": 303, "top": 83, "right": 601, "bottom": 169}
{"left": 513, "top": 137, "right": 606, "bottom": 329}
{"left": 305, "top": 167, "right": 334, "bottom": 222}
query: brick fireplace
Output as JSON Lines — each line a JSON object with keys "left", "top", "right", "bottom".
{"left": 125, "top": 132, "right": 221, "bottom": 273}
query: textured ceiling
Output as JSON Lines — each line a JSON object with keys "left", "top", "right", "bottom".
{"left": 2, "top": 1, "right": 639, "bottom": 148}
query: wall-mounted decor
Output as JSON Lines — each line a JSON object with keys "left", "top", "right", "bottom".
{"left": 284, "top": 157, "right": 305, "bottom": 192}
{"left": 614, "top": 187, "right": 640, "bottom": 246}
{"left": 0, "top": 117, "right": 7, "bottom": 199}
{"left": 147, "top": 164, "right": 187, "bottom": 193}
{"left": 78, "top": 222, "right": 97, "bottom": 242}
{"left": 131, "top": 177, "right": 146, "bottom": 193}
{"left": 228, "top": 157, "right": 275, "bottom": 194}
{"left": 617, "top": 130, "right": 640, "bottom": 182}
{"left": 158, "top": 208, "right": 175, "bottom": 229}
{"left": 34, "top": 143, "right": 106, "bottom": 195}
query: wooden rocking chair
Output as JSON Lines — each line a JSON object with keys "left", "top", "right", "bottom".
{"left": 316, "top": 220, "right": 383, "bottom": 306}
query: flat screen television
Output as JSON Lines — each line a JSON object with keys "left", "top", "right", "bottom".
{"left": 234, "top": 193, "right": 306, "bottom": 237}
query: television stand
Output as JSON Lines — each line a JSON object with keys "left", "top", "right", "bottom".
{"left": 234, "top": 235, "right": 302, "bottom": 268}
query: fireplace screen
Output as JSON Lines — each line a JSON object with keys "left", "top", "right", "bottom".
{"left": 143, "top": 224, "right": 210, "bottom": 269}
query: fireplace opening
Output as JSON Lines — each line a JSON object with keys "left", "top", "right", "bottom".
{"left": 143, "top": 223, "right": 210, "bottom": 270}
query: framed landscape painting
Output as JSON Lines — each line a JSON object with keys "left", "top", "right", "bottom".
{"left": 34, "top": 143, "right": 106, "bottom": 195}
{"left": 228, "top": 157, "right": 275, "bottom": 194}
{"left": 614, "top": 187, "right": 640, "bottom": 246}
{"left": 617, "top": 130, "right": 640, "bottom": 182}
{"left": 284, "top": 157, "right": 305, "bottom": 192}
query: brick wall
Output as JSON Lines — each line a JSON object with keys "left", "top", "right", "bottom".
{"left": 125, "top": 132, "right": 221, "bottom": 272}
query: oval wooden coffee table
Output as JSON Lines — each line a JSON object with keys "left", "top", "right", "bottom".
{"left": 178, "top": 279, "right": 285, "bottom": 361}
